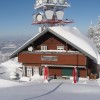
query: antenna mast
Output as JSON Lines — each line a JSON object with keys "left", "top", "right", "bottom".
{"left": 32, "top": 0, "right": 73, "bottom": 32}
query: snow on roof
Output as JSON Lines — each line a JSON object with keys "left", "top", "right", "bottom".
{"left": 10, "top": 26, "right": 100, "bottom": 64}
{"left": 49, "top": 26, "right": 100, "bottom": 63}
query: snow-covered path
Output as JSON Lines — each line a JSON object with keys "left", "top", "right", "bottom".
{"left": 0, "top": 80, "right": 100, "bottom": 100}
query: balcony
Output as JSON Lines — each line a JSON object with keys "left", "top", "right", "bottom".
{"left": 21, "top": 50, "right": 81, "bottom": 55}
{"left": 18, "top": 50, "right": 86, "bottom": 66}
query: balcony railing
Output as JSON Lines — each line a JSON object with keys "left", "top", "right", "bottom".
{"left": 22, "top": 50, "right": 81, "bottom": 55}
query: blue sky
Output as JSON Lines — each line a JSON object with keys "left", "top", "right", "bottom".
{"left": 0, "top": 0, "right": 100, "bottom": 38}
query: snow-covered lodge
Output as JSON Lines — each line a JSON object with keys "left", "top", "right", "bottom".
{"left": 10, "top": 26, "right": 100, "bottom": 78}
{"left": 9, "top": 0, "right": 100, "bottom": 79}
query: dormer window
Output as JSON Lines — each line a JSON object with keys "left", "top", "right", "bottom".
{"left": 57, "top": 46, "right": 64, "bottom": 50}
{"left": 41, "top": 45, "right": 47, "bottom": 50}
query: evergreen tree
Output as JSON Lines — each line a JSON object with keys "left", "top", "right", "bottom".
{"left": 96, "top": 16, "right": 100, "bottom": 34}
{"left": 88, "top": 21, "right": 95, "bottom": 39}
{"left": 88, "top": 16, "right": 100, "bottom": 53}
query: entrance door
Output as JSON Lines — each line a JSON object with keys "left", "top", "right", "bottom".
{"left": 79, "top": 68, "right": 86, "bottom": 78}
{"left": 27, "top": 67, "right": 33, "bottom": 77}
{"left": 62, "top": 68, "right": 73, "bottom": 76}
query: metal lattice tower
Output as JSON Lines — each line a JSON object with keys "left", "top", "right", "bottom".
{"left": 32, "top": 0, "right": 73, "bottom": 32}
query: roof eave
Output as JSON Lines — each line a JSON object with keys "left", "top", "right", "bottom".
{"left": 10, "top": 28, "right": 49, "bottom": 58}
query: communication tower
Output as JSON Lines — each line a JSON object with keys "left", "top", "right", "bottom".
{"left": 32, "top": 0, "right": 73, "bottom": 32}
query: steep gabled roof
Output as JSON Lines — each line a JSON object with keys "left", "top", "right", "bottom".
{"left": 10, "top": 26, "right": 100, "bottom": 64}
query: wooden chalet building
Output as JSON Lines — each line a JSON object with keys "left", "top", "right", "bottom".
{"left": 10, "top": 26, "right": 100, "bottom": 78}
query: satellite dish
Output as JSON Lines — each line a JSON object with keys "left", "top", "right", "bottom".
{"left": 53, "top": 0, "right": 58, "bottom": 4}
{"left": 59, "top": 0, "right": 65, "bottom": 4}
{"left": 36, "top": 13, "right": 43, "bottom": 21}
{"left": 56, "top": 11, "right": 64, "bottom": 20}
{"left": 45, "top": 10, "right": 54, "bottom": 19}
{"left": 39, "top": 0, "right": 43, "bottom": 4}
{"left": 28, "top": 46, "right": 33, "bottom": 52}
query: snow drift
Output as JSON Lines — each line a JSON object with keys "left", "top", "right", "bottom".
{"left": 0, "top": 58, "right": 22, "bottom": 80}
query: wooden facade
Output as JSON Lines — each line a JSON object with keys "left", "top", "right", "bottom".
{"left": 12, "top": 31, "right": 98, "bottom": 78}
{"left": 18, "top": 53, "right": 86, "bottom": 66}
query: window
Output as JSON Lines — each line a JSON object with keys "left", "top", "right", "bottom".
{"left": 41, "top": 45, "right": 47, "bottom": 50}
{"left": 27, "top": 67, "right": 32, "bottom": 77}
{"left": 57, "top": 46, "right": 64, "bottom": 50}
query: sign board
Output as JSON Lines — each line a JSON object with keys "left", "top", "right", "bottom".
{"left": 41, "top": 56, "right": 58, "bottom": 61}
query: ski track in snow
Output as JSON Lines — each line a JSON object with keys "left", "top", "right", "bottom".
{"left": 0, "top": 80, "right": 100, "bottom": 100}
{"left": 0, "top": 59, "right": 100, "bottom": 100}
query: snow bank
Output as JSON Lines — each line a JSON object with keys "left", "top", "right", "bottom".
{"left": 20, "top": 77, "right": 31, "bottom": 82}
{"left": 19, "top": 76, "right": 44, "bottom": 82}
{"left": 0, "top": 79, "right": 21, "bottom": 88}
{"left": 0, "top": 58, "right": 22, "bottom": 71}
{"left": 70, "top": 76, "right": 88, "bottom": 81}
{"left": 0, "top": 58, "right": 22, "bottom": 80}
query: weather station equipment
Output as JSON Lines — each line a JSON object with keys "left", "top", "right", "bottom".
{"left": 32, "top": 0, "right": 73, "bottom": 32}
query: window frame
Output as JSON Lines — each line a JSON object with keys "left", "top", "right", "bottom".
{"left": 57, "top": 46, "right": 64, "bottom": 50}
{"left": 27, "top": 67, "right": 33, "bottom": 77}
{"left": 41, "top": 45, "right": 47, "bottom": 50}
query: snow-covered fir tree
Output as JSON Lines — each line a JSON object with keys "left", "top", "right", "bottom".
{"left": 88, "top": 16, "right": 100, "bottom": 53}
{"left": 88, "top": 21, "right": 95, "bottom": 38}
{"left": 96, "top": 16, "right": 100, "bottom": 33}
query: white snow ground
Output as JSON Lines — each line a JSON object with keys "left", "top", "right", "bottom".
{"left": 0, "top": 79, "right": 22, "bottom": 88}
{"left": 0, "top": 79, "right": 100, "bottom": 100}
{"left": 1, "top": 59, "right": 100, "bottom": 100}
